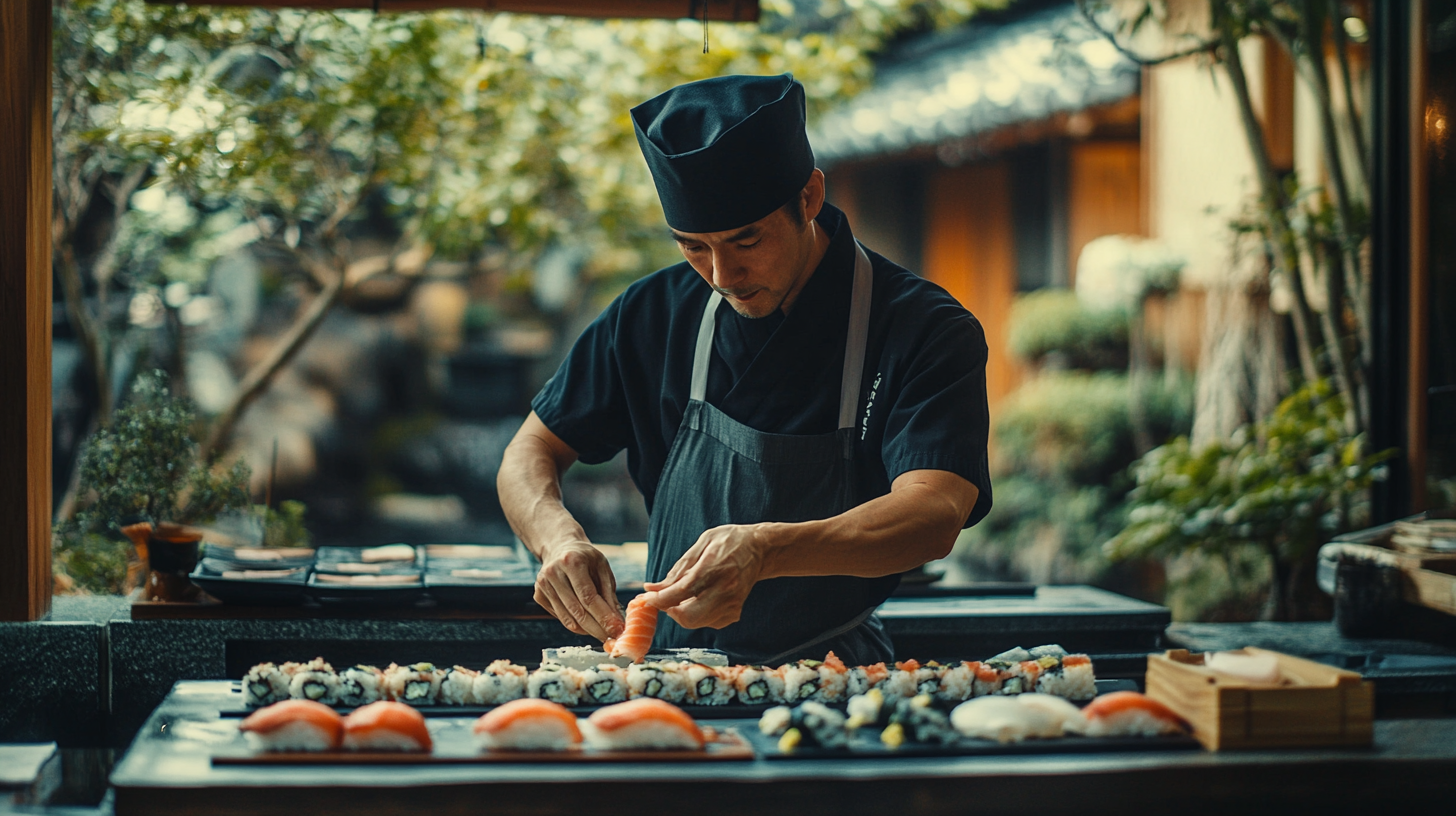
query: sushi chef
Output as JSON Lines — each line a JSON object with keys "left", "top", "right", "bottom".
{"left": 498, "top": 74, "right": 991, "bottom": 666}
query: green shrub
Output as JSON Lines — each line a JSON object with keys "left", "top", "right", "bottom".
{"left": 1007, "top": 289, "right": 1128, "bottom": 370}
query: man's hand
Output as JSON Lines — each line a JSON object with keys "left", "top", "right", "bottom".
{"left": 535, "top": 541, "right": 624, "bottom": 642}
{"left": 641, "top": 524, "right": 769, "bottom": 630}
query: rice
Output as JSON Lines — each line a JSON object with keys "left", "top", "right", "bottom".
{"left": 287, "top": 659, "right": 339, "bottom": 705}
{"left": 473, "top": 660, "right": 527, "bottom": 704}
{"left": 626, "top": 662, "right": 688, "bottom": 703}
{"left": 528, "top": 664, "right": 583, "bottom": 706}
{"left": 243, "top": 663, "right": 290, "bottom": 706}
{"left": 937, "top": 661, "right": 976, "bottom": 703}
{"left": 734, "top": 665, "right": 786, "bottom": 705}
{"left": 1035, "top": 654, "right": 1097, "bottom": 701}
{"left": 383, "top": 662, "right": 443, "bottom": 705}
{"left": 439, "top": 666, "right": 480, "bottom": 705}
{"left": 579, "top": 664, "right": 630, "bottom": 705}
{"left": 685, "top": 664, "right": 735, "bottom": 705}
{"left": 779, "top": 662, "right": 820, "bottom": 703}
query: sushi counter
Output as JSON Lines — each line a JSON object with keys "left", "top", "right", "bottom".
{"left": 102, "top": 680, "right": 1456, "bottom": 816}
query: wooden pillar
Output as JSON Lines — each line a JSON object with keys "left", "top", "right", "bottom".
{"left": 0, "top": 0, "right": 54, "bottom": 621}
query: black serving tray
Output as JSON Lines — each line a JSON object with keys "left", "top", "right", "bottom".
{"left": 305, "top": 572, "right": 427, "bottom": 607}
{"left": 422, "top": 541, "right": 539, "bottom": 609}
{"left": 189, "top": 562, "right": 309, "bottom": 606}
{"left": 200, "top": 544, "right": 316, "bottom": 572}
{"left": 742, "top": 727, "right": 1202, "bottom": 759}
{"left": 314, "top": 544, "right": 424, "bottom": 577}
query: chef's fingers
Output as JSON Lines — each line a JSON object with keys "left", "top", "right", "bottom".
{"left": 567, "top": 561, "right": 624, "bottom": 639}
{"left": 642, "top": 572, "right": 702, "bottom": 611}
{"left": 546, "top": 568, "right": 614, "bottom": 642}
{"left": 535, "top": 581, "right": 588, "bottom": 636}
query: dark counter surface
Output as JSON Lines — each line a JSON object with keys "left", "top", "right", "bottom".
{"left": 109, "top": 682, "right": 1456, "bottom": 816}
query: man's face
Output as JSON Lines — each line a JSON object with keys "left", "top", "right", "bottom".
{"left": 671, "top": 203, "right": 818, "bottom": 319}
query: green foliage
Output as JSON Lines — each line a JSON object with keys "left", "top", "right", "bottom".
{"left": 1105, "top": 381, "right": 1394, "bottom": 618}
{"left": 53, "top": 532, "right": 131, "bottom": 596}
{"left": 262, "top": 500, "right": 312, "bottom": 548}
{"left": 1006, "top": 290, "right": 1128, "bottom": 370}
{"left": 72, "top": 371, "right": 252, "bottom": 530}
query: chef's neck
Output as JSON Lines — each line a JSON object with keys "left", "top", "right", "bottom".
{"left": 779, "top": 216, "right": 831, "bottom": 316}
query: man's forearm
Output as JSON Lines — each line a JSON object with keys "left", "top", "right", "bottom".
{"left": 498, "top": 433, "right": 590, "bottom": 561}
{"left": 757, "top": 473, "right": 978, "bottom": 580}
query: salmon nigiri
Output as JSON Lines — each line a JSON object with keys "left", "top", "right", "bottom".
{"left": 473, "top": 698, "right": 582, "bottom": 751}
{"left": 582, "top": 697, "right": 704, "bottom": 750}
{"left": 1081, "top": 691, "right": 1188, "bottom": 737}
{"left": 342, "top": 700, "right": 433, "bottom": 752}
{"left": 604, "top": 595, "right": 658, "bottom": 663}
{"left": 239, "top": 699, "right": 344, "bottom": 752}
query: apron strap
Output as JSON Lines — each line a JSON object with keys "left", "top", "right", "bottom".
{"left": 689, "top": 243, "right": 874, "bottom": 423}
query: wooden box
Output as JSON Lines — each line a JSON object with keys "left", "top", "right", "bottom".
{"left": 1145, "top": 648, "right": 1373, "bottom": 751}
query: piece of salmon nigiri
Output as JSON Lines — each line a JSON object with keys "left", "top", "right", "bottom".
{"left": 473, "top": 698, "right": 582, "bottom": 751}
{"left": 240, "top": 699, "right": 344, "bottom": 752}
{"left": 342, "top": 700, "right": 433, "bottom": 751}
{"left": 605, "top": 595, "right": 658, "bottom": 663}
{"left": 583, "top": 697, "right": 705, "bottom": 750}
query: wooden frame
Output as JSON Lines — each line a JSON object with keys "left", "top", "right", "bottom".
{"left": 1408, "top": 0, "right": 1429, "bottom": 511}
{"left": 0, "top": 0, "right": 53, "bottom": 622}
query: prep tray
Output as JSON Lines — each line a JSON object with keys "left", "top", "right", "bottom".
{"left": 742, "top": 728, "right": 1201, "bottom": 760}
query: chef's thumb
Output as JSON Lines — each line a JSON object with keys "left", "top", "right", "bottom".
{"left": 641, "top": 583, "right": 692, "bottom": 612}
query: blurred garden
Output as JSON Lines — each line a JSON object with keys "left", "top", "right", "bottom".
{"left": 49, "top": 0, "right": 1451, "bottom": 624}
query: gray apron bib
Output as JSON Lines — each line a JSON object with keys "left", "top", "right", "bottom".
{"left": 646, "top": 244, "right": 894, "bottom": 666}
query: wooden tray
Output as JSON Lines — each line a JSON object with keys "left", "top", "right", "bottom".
{"left": 211, "top": 726, "right": 753, "bottom": 764}
{"left": 1145, "top": 648, "right": 1373, "bottom": 751}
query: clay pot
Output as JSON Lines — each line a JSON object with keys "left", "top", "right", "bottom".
{"left": 123, "top": 521, "right": 204, "bottom": 602}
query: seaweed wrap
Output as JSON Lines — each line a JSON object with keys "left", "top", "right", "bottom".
{"left": 384, "top": 662, "right": 444, "bottom": 705}
{"left": 760, "top": 702, "right": 849, "bottom": 753}
{"left": 243, "top": 662, "right": 291, "bottom": 707}
{"left": 734, "top": 665, "right": 786, "bottom": 705}
{"left": 846, "top": 662, "right": 889, "bottom": 697}
{"left": 880, "top": 693, "right": 957, "bottom": 748}
{"left": 685, "top": 664, "right": 735, "bottom": 705}
{"left": 528, "top": 664, "right": 583, "bottom": 705}
{"left": 335, "top": 665, "right": 385, "bottom": 707}
{"left": 626, "top": 661, "right": 688, "bottom": 703}
{"left": 287, "top": 658, "right": 339, "bottom": 704}
{"left": 579, "top": 664, "right": 630, "bottom": 705}
{"left": 779, "top": 660, "right": 821, "bottom": 703}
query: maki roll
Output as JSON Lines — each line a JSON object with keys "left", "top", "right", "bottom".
{"left": 880, "top": 660, "right": 920, "bottom": 700}
{"left": 1002, "top": 660, "right": 1045, "bottom": 695}
{"left": 287, "top": 657, "right": 339, "bottom": 704}
{"left": 846, "top": 662, "right": 889, "bottom": 697}
{"left": 973, "top": 662, "right": 1011, "bottom": 697}
{"left": 473, "top": 698, "right": 582, "bottom": 751}
{"left": 240, "top": 699, "right": 344, "bottom": 752}
{"left": 439, "top": 666, "right": 480, "bottom": 705}
{"left": 528, "top": 664, "right": 583, "bottom": 705}
{"left": 912, "top": 661, "right": 945, "bottom": 697}
{"left": 473, "top": 660, "right": 527, "bottom": 704}
{"left": 685, "top": 664, "right": 735, "bottom": 706}
{"left": 880, "top": 694, "right": 956, "bottom": 749}
{"left": 814, "top": 652, "right": 849, "bottom": 703}
{"left": 779, "top": 660, "right": 821, "bottom": 703}
{"left": 626, "top": 661, "right": 688, "bottom": 703}
{"left": 243, "top": 662, "right": 290, "bottom": 707}
{"left": 384, "top": 662, "right": 444, "bottom": 705}
{"left": 734, "top": 665, "right": 786, "bottom": 705}
{"left": 845, "top": 689, "right": 892, "bottom": 732}
{"left": 579, "top": 664, "right": 630, "bottom": 706}
{"left": 335, "top": 665, "right": 385, "bottom": 707}
{"left": 1034, "top": 654, "right": 1096, "bottom": 701}
{"left": 937, "top": 661, "right": 976, "bottom": 704}
{"left": 760, "top": 702, "right": 849, "bottom": 753}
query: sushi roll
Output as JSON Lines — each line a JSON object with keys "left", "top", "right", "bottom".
{"left": 582, "top": 698, "right": 704, "bottom": 751}
{"left": 999, "top": 660, "right": 1044, "bottom": 696}
{"left": 342, "top": 700, "right": 433, "bottom": 752}
{"left": 779, "top": 660, "right": 821, "bottom": 703}
{"left": 814, "top": 652, "right": 849, "bottom": 703}
{"left": 286, "top": 657, "right": 338, "bottom": 704}
{"left": 913, "top": 661, "right": 945, "bottom": 697}
{"left": 384, "top": 662, "right": 444, "bottom": 705}
{"left": 528, "top": 663, "right": 583, "bottom": 705}
{"left": 685, "top": 664, "right": 735, "bottom": 706}
{"left": 772, "top": 702, "right": 849, "bottom": 753}
{"left": 846, "top": 662, "right": 889, "bottom": 698}
{"left": 950, "top": 696, "right": 1052, "bottom": 743}
{"left": 1081, "top": 692, "right": 1188, "bottom": 738}
{"left": 734, "top": 665, "right": 786, "bottom": 705}
{"left": 937, "top": 661, "right": 976, "bottom": 704}
{"left": 473, "top": 698, "right": 582, "bottom": 751}
{"left": 1034, "top": 654, "right": 1097, "bottom": 701}
{"left": 243, "top": 662, "right": 290, "bottom": 707}
{"left": 880, "top": 660, "right": 920, "bottom": 700}
{"left": 845, "top": 689, "right": 891, "bottom": 732}
{"left": 239, "top": 699, "right": 344, "bottom": 752}
{"left": 473, "top": 660, "right": 528, "bottom": 704}
{"left": 335, "top": 665, "right": 385, "bottom": 707}
{"left": 973, "top": 662, "right": 1010, "bottom": 697}
{"left": 439, "top": 666, "right": 480, "bottom": 705}
{"left": 880, "top": 694, "right": 956, "bottom": 749}
{"left": 579, "top": 664, "right": 630, "bottom": 706}
{"left": 627, "top": 661, "right": 688, "bottom": 703}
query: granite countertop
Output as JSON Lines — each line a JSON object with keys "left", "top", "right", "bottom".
{"left": 107, "top": 681, "right": 1456, "bottom": 816}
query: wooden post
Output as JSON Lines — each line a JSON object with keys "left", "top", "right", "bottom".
{"left": 0, "top": 0, "right": 53, "bottom": 621}
{"left": 1408, "top": 0, "right": 1429, "bottom": 512}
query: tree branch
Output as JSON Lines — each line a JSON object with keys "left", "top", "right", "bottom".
{"left": 1327, "top": 0, "right": 1371, "bottom": 193}
{"left": 1075, "top": 0, "right": 1218, "bottom": 66}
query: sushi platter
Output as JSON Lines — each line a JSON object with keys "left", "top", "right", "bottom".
{"left": 742, "top": 728, "right": 1200, "bottom": 760}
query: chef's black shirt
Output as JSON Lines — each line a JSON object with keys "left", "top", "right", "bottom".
{"left": 532, "top": 203, "right": 993, "bottom": 528}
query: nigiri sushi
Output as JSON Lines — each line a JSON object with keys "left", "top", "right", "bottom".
{"left": 1016, "top": 693, "right": 1087, "bottom": 736}
{"left": 342, "top": 700, "right": 433, "bottom": 752}
{"left": 605, "top": 596, "right": 658, "bottom": 663}
{"left": 239, "top": 699, "right": 344, "bottom": 752}
{"left": 1081, "top": 692, "right": 1188, "bottom": 738}
{"left": 582, "top": 698, "right": 704, "bottom": 751}
{"left": 473, "top": 698, "right": 582, "bottom": 751}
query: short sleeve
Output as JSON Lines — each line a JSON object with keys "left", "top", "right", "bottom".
{"left": 880, "top": 310, "right": 993, "bottom": 527}
{"left": 530, "top": 300, "right": 632, "bottom": 465}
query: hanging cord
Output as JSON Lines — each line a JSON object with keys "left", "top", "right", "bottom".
{"left": 702, "top": 0, "right": 709, "bottom": 54}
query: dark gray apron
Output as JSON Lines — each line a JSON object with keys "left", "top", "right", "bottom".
{"left": 646, "top": 244, "right": 894, "bottom": 666}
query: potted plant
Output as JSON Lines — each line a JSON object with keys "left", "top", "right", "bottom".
{"left": 59, "top": 371, "right": 252, "bottom": 601}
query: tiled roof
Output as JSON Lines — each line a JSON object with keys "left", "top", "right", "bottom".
{"left": 810, "top": 3, "right": 1139, "bottom": 164}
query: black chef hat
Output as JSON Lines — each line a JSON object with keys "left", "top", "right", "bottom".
{"left": 632, "top": 74, "right": 815, "bottom": 234}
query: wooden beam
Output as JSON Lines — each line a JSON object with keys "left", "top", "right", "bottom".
{"left": 148, "top": 0, "right": 761, "bottom": 21}
{"left": 0, "top": 0, "right": 53, "bottom": 621}
{"left": 1408, "top": 0, "right": 1428, "bottom": 511}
